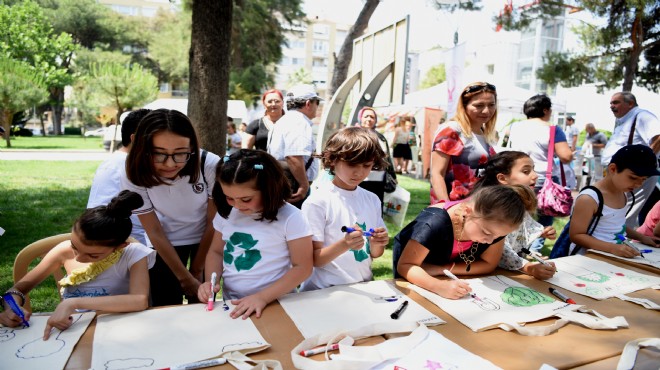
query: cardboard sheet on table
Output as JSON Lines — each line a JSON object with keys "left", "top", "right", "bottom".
{"left": 278, "top": 280, "right": 444, "bottom": 339}
{"left": 409, "top": 276, "right": 579, "bottom": 332}
{"left": 587, "top": 241, "right": 660, "bottom": 270}
{"left": 0, "top": 312, "right": 94, "bottom": 370}
{"left": 92, "top": 303, "right": 269, "bottom": 370}
{"left": 547, "top": 255, "right": 660, "bottom": 300}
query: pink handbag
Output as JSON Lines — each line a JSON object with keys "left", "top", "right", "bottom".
{"left": 537, "top": 126, "right": 573, "bottom": 217}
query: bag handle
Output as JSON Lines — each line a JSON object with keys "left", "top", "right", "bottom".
{"left": 545, "top": 126, "right": 567, "bottom": 186}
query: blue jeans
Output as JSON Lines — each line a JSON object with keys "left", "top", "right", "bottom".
{"left": 530, "top": 175, "right": 559, "bottom": 253}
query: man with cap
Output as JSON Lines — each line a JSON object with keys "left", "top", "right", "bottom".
{"left": 88, "top": 109, "right": 151, "bottom": 244}
{"left": 601, "top": 91, "right": 660, "bottom": 228}
{"left": 268, "top": 84, "right": 321, "bottom": 208}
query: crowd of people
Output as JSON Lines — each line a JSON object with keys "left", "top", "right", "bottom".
{"left": 2, "top": 83, "right": 659, "bottom": 339}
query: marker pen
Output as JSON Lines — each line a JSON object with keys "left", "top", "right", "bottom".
{"left": 390, "top": 300, "right": 408, "bottom": 319}
{"left": 443, "top": 269, "right": 482, "bottom": 301}
{"left": 206, "top": 272, "right": 217, "bottom": 311}
{"left": 621, "top": 239, "right": 646, "bottom": 258}
{"left": 162, "top": 357, "right": 227, "bottom": 370}
{"left": 299, "top": 343, "right": 340, "bottom": 357}
{"left": 2, "top": 293, "right": 29, "bottom": 327}
{"left": 549, "top": 287, "right": 576, "bottom": 304}
{"left": 340, "top": 226, "right": 374, "bottom": 237}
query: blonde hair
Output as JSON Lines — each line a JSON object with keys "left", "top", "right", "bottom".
{"left": 450, "top": 81, "right": 498, "bottom": 144}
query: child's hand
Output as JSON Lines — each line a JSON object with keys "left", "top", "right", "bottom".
{"left": 197, "top": 281, "right": 218, "bottom": 303}
{"left": 527, "top": 261, "right": 556, "bottom": 280}
{"left": 541, "top": 226, "right": 557, "bottom": 240}
{"left": 0, "top": 304, "right": 31, "bottom": 328}
{"left": 229, "top": 294, "right": 268, "bottom": 320}
{"left": 44, "top": 300, "right": 75, "bottom": 340}
{"left": 369, "top": 227, "right": 389, "bottom": 248}
{"left": 343, "top": 225, "right": 366, "bottom": 251}
{"left": 436, "top": 279, "right": 472, "bottom": 300}
{"left": 636, "top": 235, "right": 660, "bottom": 248}
{"left": 611, "top": 243, "right": 640, "bottom": 258}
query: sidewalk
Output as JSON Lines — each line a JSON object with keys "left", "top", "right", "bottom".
{"left": 0, "top": 149, "right": 110, "bottom": 161}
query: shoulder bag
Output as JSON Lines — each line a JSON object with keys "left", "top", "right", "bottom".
{"left": 537, "top": 125, "right": 573, "bottom": 217}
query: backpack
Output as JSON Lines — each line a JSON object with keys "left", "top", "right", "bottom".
{"left": 549, "top": 186, "right": 635, "bottom": 259}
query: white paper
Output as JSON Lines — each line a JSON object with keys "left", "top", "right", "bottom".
{"left": 409, "top": 276, "right": 577, "bottom": 332}
{"left": 278, "top": 280, "right": 444, "bottom": 339}
{"left": 92, "top": 303, "right": 269, "bottom": 370}
{"left": 547, "top": 255, "right": 660, "bottom": 300}
{"left": 0, "top": 312, "right": 94, "bottom": 370}
{"left": 587, "top": 241, "right": 660, "bottom": 270}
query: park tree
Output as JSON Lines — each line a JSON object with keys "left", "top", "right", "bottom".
{"left": 0, "top": 1, "right": 77, "bottom": 135}
{"left": 328, "top": 0, "right": 380, "bottom": 98}
{"left": 496, "top": 0, "right": 659, "bottom": 92}
{"left": 420, "top": 64, "right": 447, "bottom": 89}
{"left": 149, "top": 9, "right": 191, "bottom": 92}
{"left": 0, "top": 58, "right": 49, "bottom": 147}
{"left": 287, "top": 67, "right": 314, "bottom": 88}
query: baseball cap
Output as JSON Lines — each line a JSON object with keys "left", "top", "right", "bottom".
{"left": 286, "top": 84, "right": 323, "bottom": 101}
{"left": 611, "top": 144, "right": 660, "bottom": 177}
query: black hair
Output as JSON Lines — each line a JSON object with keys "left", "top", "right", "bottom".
{"left": 73, "top": 190, "right": 143, "bottom": 247}
{"left": 472, "top": 151, "right": 531, "bottom": 193}
{"left": 121, "top": 109, "right": 151, "bottom": 147}
{"left": 523, "top": 94, "right": 552, "bottom": 118}
{"left": 213, "top": 149, "right": 291, "bottom": 222}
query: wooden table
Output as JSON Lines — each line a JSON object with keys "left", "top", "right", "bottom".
{"left": 65, "top": 254, "right": 659, "bottom": 370}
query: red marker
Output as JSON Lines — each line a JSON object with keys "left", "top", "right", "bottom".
{"left": 549, "top": 287, "right": 576, "bottom": 304}
{"left": 300, "top": 343, "right": 340, "bottom": 357}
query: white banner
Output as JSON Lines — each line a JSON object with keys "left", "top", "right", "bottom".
{"left": 444, "top": 42, "right": 466, "bottom": 119}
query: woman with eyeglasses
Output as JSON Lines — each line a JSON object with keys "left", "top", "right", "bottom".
{"left": 507, "top": 94, "right": 573, "bottom": 252}
{"left": 430, "top": 82, "right": 498, "bottom": 204}
{"left": 122, "top": 109, "right": 221, "bottom": 306}
{"left": 244, "top": 89, "right": 285, "bottom": 151}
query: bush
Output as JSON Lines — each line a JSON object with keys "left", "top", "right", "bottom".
{"left": 64, "top": 126, "right": 82, "bottom": 135}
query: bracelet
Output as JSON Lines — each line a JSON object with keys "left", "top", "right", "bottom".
{"left": 5, "top": 290, "right": 26, "bottom": 306}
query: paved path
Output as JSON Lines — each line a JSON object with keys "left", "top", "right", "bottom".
{"left": 0, "top": 149, "right": 110, "bottom": 161}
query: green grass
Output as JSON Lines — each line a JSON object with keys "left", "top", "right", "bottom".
{"left": 2, "top": 135, "right": 104, "bottom": 150}
{"left": 0, "top": 161, "right": 101, "bottom": 312}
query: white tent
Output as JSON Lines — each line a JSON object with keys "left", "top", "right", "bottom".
{"left": 143, "top": 99, "right": 249, "bottom": 124}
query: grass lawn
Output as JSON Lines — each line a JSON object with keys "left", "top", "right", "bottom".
{"left": 2, "top": 135, "right": 104, "bottom": 150}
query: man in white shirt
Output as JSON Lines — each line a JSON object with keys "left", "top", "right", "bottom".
{"left": 565, "top": 116, "right": 579, "bottom": 151}
{"left": 268, "top": 84, "right": 321, "bottom": 208}
{"left": 601, "top": 91, "right": 660, "bottom": 227}
{"left": 88, "top": 109, "right": 151, "bottom": 244}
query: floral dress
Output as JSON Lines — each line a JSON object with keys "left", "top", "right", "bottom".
{"left": 431, "top": 121, "right": 496, "bottom": 204}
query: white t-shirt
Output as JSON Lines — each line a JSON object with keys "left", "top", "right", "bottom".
{"left": 601, "top": 107, "right": 660, "bottom": 165}
{"left": 267, "top": 110, "right": 318, "bottom": 181}
{"left": 227, "top": 132, "right": 242, "bottom": 155}
{"left": 212, "top": 203, "right": 311, "bottom": 300}
{"left": 565, "top": 124, "right": 579, "bottom": 147}
{"left": 121, "top": 150, "right": 220, "bottom": 246}
{"left": 87, "top": 151, "right": 146, "bottom": 245}
{"left": 300, "top": 182, "right": 386, "bottom": 291}
{"left": 569, "top": 188, "right": 630, "bottom": 255}
{"left": 61, "top": 243, "right": 155, "bottom": 299}
{"left": 508, "top": 120, "right": 568, "bottom": 179}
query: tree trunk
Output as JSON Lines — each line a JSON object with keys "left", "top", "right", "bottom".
{"left": 188, "top": 0, "right": 231, "bottom": 156}
{"left": 328, "top": 0, "right": 380, "bottom": 98}
{"left": 622, "top": 9, "right": 644, "bottom": 92}
{"left": 50, "top": 87, "right": 65, "bottom": 135}
{"left": 1, "top": 110, "right": 12, "bottom": 147}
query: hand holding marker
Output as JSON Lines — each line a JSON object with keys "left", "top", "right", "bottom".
{"left": 206, "top": 272, "right": 217, "bottom": 311}
{"left": 615, "top": 235, "right": 645, "bottom": 258}
{"left": 2, "top": 293, "right": 29, "bottom": 327}
{"left": 341, "top": 226, "right": 374, "bottom": 237}
{"left": 443, "top": 269, "right": 482, "bottom": 301}
{"left": 521, "top": 247, "right": 557, "bottom": 271}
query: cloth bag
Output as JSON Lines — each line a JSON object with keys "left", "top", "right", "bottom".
{"left": 383, "top": 185, "right": 410, "bottom": 227}
{"left": 537, "top": 125, "right": 573, "bottom": 217}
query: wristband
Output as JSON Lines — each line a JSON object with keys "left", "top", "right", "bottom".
{"left": 5, "top": 290, "right": 26, "bottom": 306}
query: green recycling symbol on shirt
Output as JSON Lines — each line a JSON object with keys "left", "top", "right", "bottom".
{"left": 351, "top": 222, "right": 370, "bottom": 262}
{"left": 223, "top": 232, "right": 261, "bottom": 271}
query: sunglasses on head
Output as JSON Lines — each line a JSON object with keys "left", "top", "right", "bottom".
{"left": 463, "top": 83, "right": 497, "bottom": 95}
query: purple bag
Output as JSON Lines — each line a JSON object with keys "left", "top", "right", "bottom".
{"left": 537, "top": 126, "right": 573, "bottom": 217}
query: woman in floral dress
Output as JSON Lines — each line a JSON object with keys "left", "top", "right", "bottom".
{"left": 430, "top": 82, "right": 498, "bottom": 204}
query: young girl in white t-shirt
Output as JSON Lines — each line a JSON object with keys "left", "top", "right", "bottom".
{"left": 300, "top": 127, "right": 390, "bottom": 291}
{"left": 122, "top": 109, "right": 220, "bottom": 307}
{"left": 0, "top": 191, "right": 155, "bottom": 338}
{"left": 197, "top": 149, "right": 313, "bottom": 319}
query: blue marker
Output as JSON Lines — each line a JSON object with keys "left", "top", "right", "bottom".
{"left": 341, "top": 226, "right": 374, "bottom": 237}
{"left": 639, "top": 249, "right": 653, "bottom": 253}
{"left": 2, "top": 293, "right": 29, "bottom": 327}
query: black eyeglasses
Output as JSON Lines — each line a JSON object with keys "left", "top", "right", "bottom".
{"left": 463, "top": 83, "right": 497, "bottom": 95}
{"left": 151, "top": 152, "right": 195, "bottom": 163}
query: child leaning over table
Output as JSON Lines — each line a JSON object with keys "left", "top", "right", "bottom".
{"left": 197, "top": 150, "right": 313, "bottom": 319}
{"left": 565, "top": 144, "right": 660, "bottom": 257}
{"left": 299, "top": 127, "right": 390, "bottom": 291}
{"left": 0, "top": 191, "right": 155, "bottom": 339}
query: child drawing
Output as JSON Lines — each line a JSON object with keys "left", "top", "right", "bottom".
{"left": 197, "top": 149, "right": 313, "bottom": 319}
{"left": 299, "top": 127, "right": 390, "bottom": 291}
